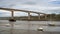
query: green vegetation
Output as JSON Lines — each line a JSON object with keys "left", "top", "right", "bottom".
{"left": 0, "top": 14, "right": 60, "bottom": 21}
{"left": 46, "top": 14, "right": 60, "bottom": 21}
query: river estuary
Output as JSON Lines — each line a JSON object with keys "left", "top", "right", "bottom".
{"left": 0, "top": 20, "right": 60, "bottom": 34}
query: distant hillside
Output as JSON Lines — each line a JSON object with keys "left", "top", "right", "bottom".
{"left": 0, "top": 14, "right": 60, "bottom": 21}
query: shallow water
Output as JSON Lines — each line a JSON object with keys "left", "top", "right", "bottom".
{"left": 0, "top": 20, "right": 60, "bottom": 34}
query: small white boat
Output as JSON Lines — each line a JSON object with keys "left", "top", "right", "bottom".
{"left": 48, "top": 23, "right": 55, "bottom": 26}
{"left": 37, "top": 27, "right": 43, "bottom": 31}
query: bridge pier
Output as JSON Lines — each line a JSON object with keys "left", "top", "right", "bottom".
{"left": 38, "top": 13, "right": 40, "bottom": 20}
{"left": 9, "top": 10, "right": 16, "bottom": 22}
{"left": 44, "top": 14, "right": 47, "bottom": 20}
{"left": 11, "top": 10, "right": 14, "bottom": 19}
{"left": 28, "top": 12, "right": 30, "bottom": 20}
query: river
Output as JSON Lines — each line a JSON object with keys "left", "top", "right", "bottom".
{"left": 0, "top": 20, "right": 60, "bottom": 34}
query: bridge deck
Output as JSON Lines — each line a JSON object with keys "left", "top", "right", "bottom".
{"left": 0, "top": 7, "right": 45, "bottom": 14}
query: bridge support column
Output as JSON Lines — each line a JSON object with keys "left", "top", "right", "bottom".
{"left": 11, "top": 10, "right": 14, "bottom": 19}
{"left": 9, "top": 10, "right": 16, "bottom": 22}
{"left": 44, "top": 14, "right": 47, "bottom": 20}
{"left": 28, "top": 12, "right": 30, "bottom": 20}
{"left": 38, "top": 13, "right": 40, "bottom": 20}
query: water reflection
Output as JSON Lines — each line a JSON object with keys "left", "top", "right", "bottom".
{"left": 0, "top": 20, "right": 60, "bottom": 34}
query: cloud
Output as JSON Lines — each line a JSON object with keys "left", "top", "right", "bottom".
{"left": 48, "top": 0, "right": 60, "bottom": 7}
{"left": 50, "top": 1, "right": 60, "bottom": 4}
{"left": 22, "top": 1, "right": 36, "bottom": 5}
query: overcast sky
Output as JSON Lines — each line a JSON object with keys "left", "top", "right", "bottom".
{"left": 0, "top": 0, "right": 60, "bottom": 17}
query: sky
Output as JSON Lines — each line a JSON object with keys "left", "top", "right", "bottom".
{"left": 0, "top": 0, "right": 60, "bottom": 17}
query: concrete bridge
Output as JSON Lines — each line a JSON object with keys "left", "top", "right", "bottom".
{"left": 0, "top": 7, "right": 47, "bottom": 20}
